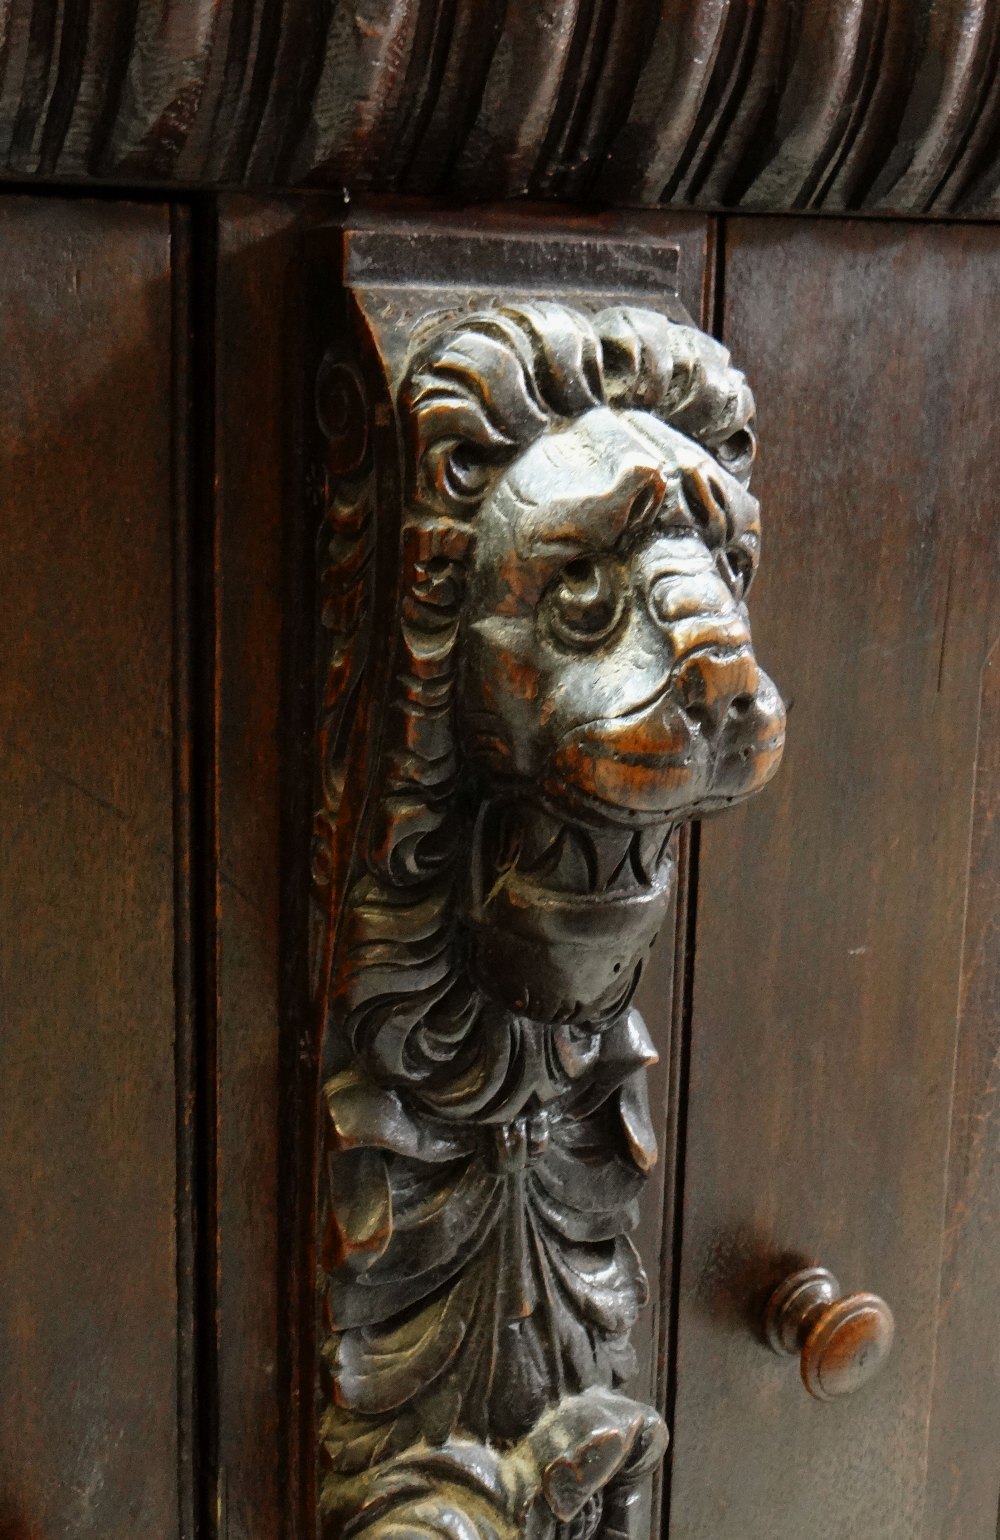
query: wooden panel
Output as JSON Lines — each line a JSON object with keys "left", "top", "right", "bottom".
{"left": 211, "top": 196, "right": 305, "bottom": 1540}
{"left": 0, "top": 200, "right": 190, "bottom": 1536}
{"left": 924, "top": 638, "right": 1000, "bottom": 1540}
{"left": 666, "top": 220, "right": 1000, "bottom": 1538}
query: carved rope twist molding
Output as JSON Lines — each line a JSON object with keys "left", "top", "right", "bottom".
{"left": 312, "top": 274, "right": 785, "bottom": 1540}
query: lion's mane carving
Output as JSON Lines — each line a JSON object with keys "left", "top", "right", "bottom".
{"left": 317, "top": 302, "right": 785, "bottom": 1540}
{"left": 326, "top": 302, "right": 783, "bottom": 1103}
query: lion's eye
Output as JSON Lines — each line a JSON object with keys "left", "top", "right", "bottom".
{"left": 443, "top": 443, "right": 492, "bottom": 501}
{"left": 547, "top": 557, "right": 625, "bottom": 649}
{"left": 715, "top": 427, "right": 756, "bottom": 483}
{"left": 718, "top": 546, "right": 754, "bottom": 601}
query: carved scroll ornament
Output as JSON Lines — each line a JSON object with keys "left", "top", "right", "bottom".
{"left": 312, "top": 269, "right": 785, "bottom": 1540}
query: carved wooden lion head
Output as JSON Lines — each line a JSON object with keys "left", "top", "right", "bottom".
{"left": 400, "top": 303, "right": 785, "bottom": 1026}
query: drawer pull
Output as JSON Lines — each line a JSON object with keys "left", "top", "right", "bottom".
{"left": 764, "top": 1266, "right": 895, "bottom": 1401}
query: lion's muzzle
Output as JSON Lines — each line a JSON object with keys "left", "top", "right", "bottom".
{"left": 543, "top": 661, "right": 785, "bottom": 821}
{"left": 542, "top": 539, "right": 786, "bottom": 821}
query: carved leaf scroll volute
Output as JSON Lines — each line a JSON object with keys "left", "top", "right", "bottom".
{"left": 309, "top": 222, "right": 786, "bottom": 1540}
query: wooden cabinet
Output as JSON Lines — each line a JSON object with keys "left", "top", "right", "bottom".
{"left": 2, "top": 11, "right": 1000, "bottom": 1540}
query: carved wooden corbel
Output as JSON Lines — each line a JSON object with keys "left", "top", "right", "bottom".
{"left": 306, "top": 221, "right": 785, "bottom": 1540}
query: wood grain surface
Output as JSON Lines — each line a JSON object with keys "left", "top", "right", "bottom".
{"left": 210, "top": 196, "right": 303, "bottom": 1540}
{"left": 0, "top": 198, "right": 191, "bottom": 1539}
{"left": 210, "top": 193, "right": 344, "bottom": 1540}
{"left": 924, "top": 638, "right": 1000, "bottom": 1540}
{"left": 666, "top": 217, "right": 1000, "bottom": 1539}
{"left": 2, "top": 2, "right": 1000, "bottom": 216}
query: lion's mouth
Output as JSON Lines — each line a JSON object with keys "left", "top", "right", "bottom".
{"left": 464, "top": 798, "right": 677, "bottom": 1023}
{"left": 476, "top": 800, "right": 675, "bottom": 904}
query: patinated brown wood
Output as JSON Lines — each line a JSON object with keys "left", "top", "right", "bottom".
{"left": 626, "top": 220, "right": 713, "bottom": 1540}
{"left": 3, "top": 3, "right": 1000, "bottom": 217}
{"left": 210, "top": 195, "right": 308, "bottom": 1540}
{"left": 925, "top": 645, "right": 1000, "bottom": 1540}
{"left": 302, "top": 214, "right": 785, "bottom": 1540}
{"left": 0, "top": 198, "right": 192, "bottom": 1538}
{"left": 665, "top": 218, "right": 1000, "bottom": 1539}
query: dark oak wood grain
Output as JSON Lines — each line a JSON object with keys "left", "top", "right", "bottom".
{"left": 924, "top": 639, "right": 1000, "bottom": 1540}
{"left": 0, "top": 198, "right": 191, "bottom": 1539}
{"left": 211, "top": 195, "right": 306, "bottom": 1540}
{"left": 666, "top": 217, "right": 1000, "bottom": 1539}
{"left": 3, "top": 3, "right": 1000, "bottom": 216}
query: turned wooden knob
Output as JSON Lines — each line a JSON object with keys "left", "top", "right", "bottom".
{"left": 764, "top": 1266, "right": 895, "bottom": 1401}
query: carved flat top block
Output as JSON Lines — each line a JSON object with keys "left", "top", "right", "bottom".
{"left": 308, "top": 220, "right": 784, "bottom": 1540}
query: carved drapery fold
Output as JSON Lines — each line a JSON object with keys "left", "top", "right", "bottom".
{"left": 308, "top": 222, "right": 785, "bottom": 1540}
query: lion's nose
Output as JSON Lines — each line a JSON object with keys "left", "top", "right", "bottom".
{"left": 674, "top": 648, "right": 760, "bottom": 742}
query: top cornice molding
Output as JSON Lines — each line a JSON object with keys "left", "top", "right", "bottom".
{"left": 4, "top": 1, "right": 1000, "bottom": 217}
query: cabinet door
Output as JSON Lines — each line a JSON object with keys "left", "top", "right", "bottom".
{"left": 0, "top": 198, "right": 194, "bottom": 1539}
{"left": 666, "top": 220, "right": 1000, "bottom": 1539}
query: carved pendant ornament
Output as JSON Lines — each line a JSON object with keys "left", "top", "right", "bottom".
{"left": 312, "top": 250, "right": 785, "bottom": 1540}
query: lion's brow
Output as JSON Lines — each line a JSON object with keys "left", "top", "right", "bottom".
{"left": 514, "top": 452, "right": 671, "bottom": 549}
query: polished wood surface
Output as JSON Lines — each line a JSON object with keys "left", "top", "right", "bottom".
{"left": 211, "top": 195, "right": 306, "bottom": 1540}
{"left": 0, "top": 198, "right": 191, "bottom": 1538}
{"left": 667, "top": 217, "right": 1000, "bottom": 1539}
{"left": 1, "top": 3, "right": 1000, "bottom": 217}
{"left": 925, "top": 640, "right": 1000, "bottom": 1540}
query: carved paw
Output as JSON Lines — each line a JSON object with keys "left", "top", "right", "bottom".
{"left": 324, "top": 1388, "right": 667, "bottom": 1540}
